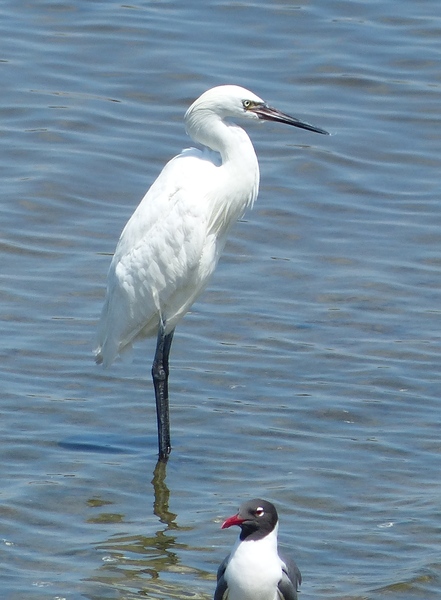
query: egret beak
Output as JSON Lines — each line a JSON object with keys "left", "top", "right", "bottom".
{"left": 252, "top": 104, "right": 329, "bottom": 135}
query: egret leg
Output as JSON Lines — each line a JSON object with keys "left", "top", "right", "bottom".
{"left": 152, "top": 321, "right": 175, "bottom": 460}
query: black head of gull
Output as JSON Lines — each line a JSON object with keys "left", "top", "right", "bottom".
{"left": 214, "top": 499, "right": 301, "bottom": 600}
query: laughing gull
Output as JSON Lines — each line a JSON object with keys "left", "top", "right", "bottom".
{"left": 214, "top": 498, "right": 301, "bottom": 600}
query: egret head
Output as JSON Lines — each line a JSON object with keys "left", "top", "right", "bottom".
{"left": 185, "top": 84, "right": 329, "bottom": 136}
{"left": 185, "top": 85, "right": 264, "bottom": 122}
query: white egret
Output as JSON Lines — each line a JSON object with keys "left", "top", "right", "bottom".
{"left": 94, "top": 85, "right": 328, "bottom": 460}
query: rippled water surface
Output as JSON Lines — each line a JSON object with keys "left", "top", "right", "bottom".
{"left": 1, "top": 1, "right": 440, "bottom": 598}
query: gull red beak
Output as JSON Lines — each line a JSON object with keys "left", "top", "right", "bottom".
{"left": 221, "top": 513, "right": 245, "bottom": 529}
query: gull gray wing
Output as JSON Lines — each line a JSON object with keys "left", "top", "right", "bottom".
{"left": 278, "top": 554, "right": 301, "bottom": 600}
{"left": 214, "top": 554, "right": 229, "bottom": 600}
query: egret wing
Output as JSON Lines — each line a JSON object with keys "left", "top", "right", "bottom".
{"left": 95, "top": 148, "right": 220, "bottom": 365}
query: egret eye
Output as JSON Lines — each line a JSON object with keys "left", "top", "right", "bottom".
{"left": 255, "top": 507, "right": 265, "bottom": 517}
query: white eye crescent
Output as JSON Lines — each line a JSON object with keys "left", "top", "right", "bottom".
{"left": 255, "top": 507, "right": 265, "bottom": 517}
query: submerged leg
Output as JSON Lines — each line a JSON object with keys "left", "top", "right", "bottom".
{"left": 152, "top": 321, "right": 175, "bottom": 461}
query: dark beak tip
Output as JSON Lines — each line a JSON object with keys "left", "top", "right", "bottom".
{"left": 255, "top": 105, "right": 329, "bottom": 136}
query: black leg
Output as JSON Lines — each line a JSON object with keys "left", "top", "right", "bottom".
{"left": 152, "top": 321, "right": 175, "bottom": 461}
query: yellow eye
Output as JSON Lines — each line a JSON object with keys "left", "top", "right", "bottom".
{"left": 243, "top": 99, "right": 253, "bottom": 110}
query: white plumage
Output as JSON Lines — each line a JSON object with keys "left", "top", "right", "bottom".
{"left": 94, "top": 85, "right": 328, "bottom": 459}
{"left": 223, "top": 525, "right": 284, "bottom": 600}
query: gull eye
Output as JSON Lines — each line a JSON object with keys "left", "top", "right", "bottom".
{"left": 242, "top": 99, "right": 253, "bottom": 110}
{"left": 255, "top": 507, "right": 265, "bottom": 517}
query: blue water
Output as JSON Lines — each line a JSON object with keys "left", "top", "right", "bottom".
{"left": 1, "top": 1, "right": 440, "bottom": 598}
